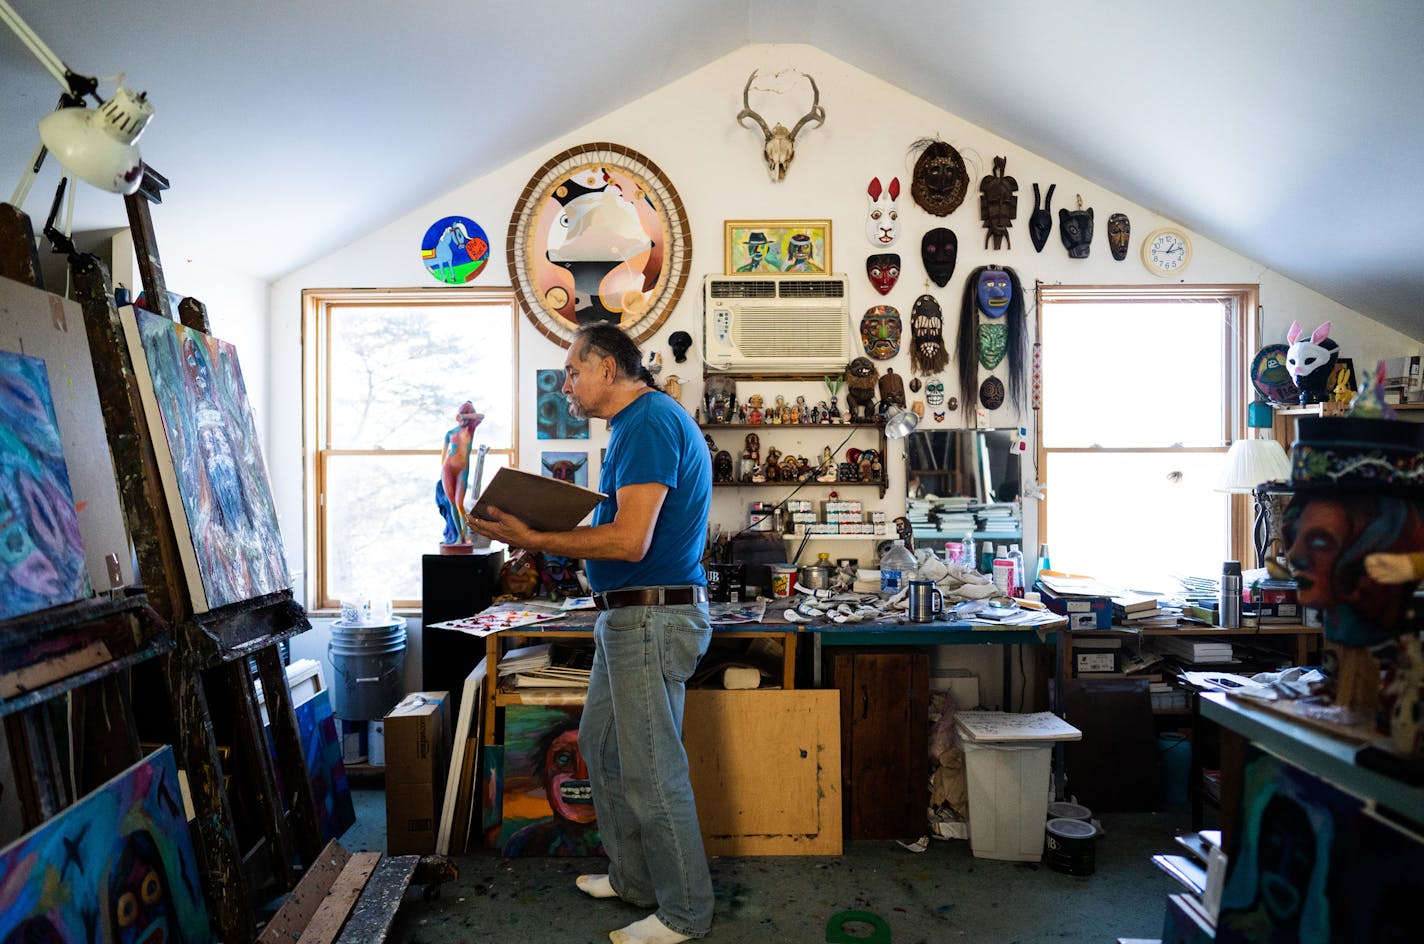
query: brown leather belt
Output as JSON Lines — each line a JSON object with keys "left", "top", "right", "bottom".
{"left": 593, "top": 586, "right": 708, "bottom": 610}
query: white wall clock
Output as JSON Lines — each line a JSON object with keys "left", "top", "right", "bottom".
{"left": 1142, "top": 226, "right": 1193, "bottom": 277}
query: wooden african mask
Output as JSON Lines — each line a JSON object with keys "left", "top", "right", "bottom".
{"left": 1107, "top": 213, "right": 1130, "bottom": 261}
{"left": 980, "top": 376, "right": 1006, "bottom": 410}
{"left": 910, "top": 139, "right": 968, "bottom": 215}
{"left": 910, "top": 295, "right": 949, "bottom": 376}
{"left": 978, "top": 156, "right": 1018, "bottom": 250}
{"left": 920, "top": 228, "right": 958, "bottom": 287}
{"left": 1029, "top": 182, "right": 1054, "bottom": 252}
{"left": 1059, "top": 203, "right": 1094, "bottom": 258}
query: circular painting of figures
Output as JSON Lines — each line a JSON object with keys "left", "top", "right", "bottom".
{"left": 507, "top": 143, "right": 691, "bottom": 348}
{"left": 421, "top": 215, "right": 490, "bottom": 284}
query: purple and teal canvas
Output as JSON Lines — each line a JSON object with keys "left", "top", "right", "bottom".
{"left": 421, "top": 215, "right": 491, "bottom": 284}
{"left": 132, "top": 309, "right": 290, "bottom": 609}
{"left": 535, "top": 369, "right": 589, "bottom": 439}
{"left": 0, "top": 746, "right": 211, "bottom": 942}
{"left": 0, "top": 350, "right": 88, "bottom": 620}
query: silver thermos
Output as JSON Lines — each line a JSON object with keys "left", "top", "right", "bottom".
{"left": 1219, "top": 560, "right": 1242, "bottom": 628}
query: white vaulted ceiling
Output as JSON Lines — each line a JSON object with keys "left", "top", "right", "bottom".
{"left": 2, "top": 0, "right": 1420, "bottom": 337}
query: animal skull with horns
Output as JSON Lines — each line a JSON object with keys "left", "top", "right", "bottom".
{"left": 737, "top": 70, "right": 825, "bottom": 181}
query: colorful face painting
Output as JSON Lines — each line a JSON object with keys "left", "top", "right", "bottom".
{"left": 122, "top": 308, "right": 290, "bottom": 612}
{"left": 860, "top": 306, "right": 902, "bottom": 359}
{"left": 976, "top": 269, "right": 1013, "bottom": 318}
{"left": 1107, "top": 213, "right": 1131, "bottom": 261}
{"left": 536, "top": 369, "right": 589, "bottom": 439}
{"left": 920, "top": 228, "right": 958, "bottom": 287}
{"left": 540, "top": 451, "right": 588, "bottom": 486}
{"left": 0, "top": 350, "right": 88, "bottom": 620}
{"left": 0, "top": 747, "right": 210, "bottom": 942}
{"left": 866, "top": 253, "right": 900, "bottom": 295}
{"left": 421, "top": 215, "right": 490, "bottom": 284}
{"left": 865, "top": 177, "right": 901, "bottom": 247}
{"left": 783, "top": 232, "right": 823, "bottom": 272}
{"left": 500, "top": 705, "right": 602, "bottom": 856}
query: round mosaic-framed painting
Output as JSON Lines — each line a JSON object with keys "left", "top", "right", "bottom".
{"left": 506, "top": 143, "right": 691, "bottom": 348}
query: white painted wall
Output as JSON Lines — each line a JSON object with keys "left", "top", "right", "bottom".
{"left": 267, "top": 43, "right": 1422, "bottom": 608}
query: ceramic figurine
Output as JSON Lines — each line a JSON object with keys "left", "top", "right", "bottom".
{"left": 713, "top": 450, "right": 734, "bottom": 482}
{"left": 438, "top": 400, "right": 485, "bottom": 545}
{"left": 663, "top": 374, "right": 683, "bottom": 404}
{"left": 817, "top": 446, "right": 837, "bottom": 482}
{"left": 1285, "top": 320, "right": 1341, "bottom": 405}
{"left": 845, "top": 356, "right": 879, "bottom": 422}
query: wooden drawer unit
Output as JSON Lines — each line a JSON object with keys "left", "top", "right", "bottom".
{"left": 825, "top": 648, "right": 929, "bottom": 840}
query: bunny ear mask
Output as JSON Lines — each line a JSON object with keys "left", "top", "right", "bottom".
{"left": 1312, "top": 321, "right": 1332, "bottom": 344}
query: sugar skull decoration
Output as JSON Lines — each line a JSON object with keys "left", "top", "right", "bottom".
{"left": 1059, "top": 196, "right": 1094, "bottom": 258}
{"left": 910, "top": 295, "right": 949, "bottom": 376}
{"left": 909, "top": 138, "right": 969, "bottom": 215}
{"left": 860, "top": 305, "right": 902, "bottom": 359}
{"left": 920, "top": 228, "right": 958, "bottom": 288}
{"left": 845, "top": 356, "right": 880, "bottom": 421}
{"left": 866, "top": 177, "right": 901, "bottom": 247}
{"left": 668, "top": 330, "right": 693, "bottom": 362}
{"left": 957, "top": 266, "right": 1027, "bottom": 420}
{"left": 1107, "top": 213, "right": 1131, "bottom": 261}
{"left": 866, "top": 253, "right": 901, "bottom": 295}
{"left": 1028, "top": 183, "right": 1055, "bottom": 252}
{"left": 925, "top": 378, "right": 945, "bottom": 406}
{"left": 1285, "top": 321, "right": 1341, "bottom": 405}
{"left": 978, "top": 156, "right": 1018, "bottom": 250}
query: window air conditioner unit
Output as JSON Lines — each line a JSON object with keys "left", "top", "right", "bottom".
{"left": 703, "top": 274, "right": 852, "bottom": 373}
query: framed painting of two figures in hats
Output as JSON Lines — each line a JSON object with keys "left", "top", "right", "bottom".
{"left": 724, "top": 219, "right": 832, "bottom": 275}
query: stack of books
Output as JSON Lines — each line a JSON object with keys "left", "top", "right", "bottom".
{"left": 1149, "top": 636, "right": 1234, "bottom": 665}
{"left": 1111, "top": 590, "right": 1161, "bottom": 622}
{"left": 497, "top": 643, "right": 594, "bottom": 689}
{"left": 974, "top": 502, "right": 1018, "bottom": 532}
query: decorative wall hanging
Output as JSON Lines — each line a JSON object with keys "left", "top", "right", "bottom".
{"left": 0, "top": 350, "right": 88, "bottom": 620}
{"left": 1107, "top": 212, "right": 1131, "bottom": 261}
{"left": 980, "top": 375, "right": 1006, "bottom": 410}
{"left": 736, "top": 69, "right": 825, "bottom": 181}
{"left": 978, "top": 323, "right": 1007, "bottom": 370}
{"left": 920, "top": 228, "right": 958, "bottom": 287}
{"left": 845, "top": 357, "right": 880, "bottom": 421}
{"left": 121, "top": 307, "right": 290, "bottom": 612}
{"left": 1251, "top": 344, "right": 1301, "bottom": 405}
{"left": 860, "top": 305, "right": 902, "bottom": 359}
{"left": 957, "top": 266, "right": 1026, "bottom": 420}
{"left": 1028, "top": 182, "right": 1055, "bottom": 252}
{"left": 536, "top": 369, "right": 589, "bottom": 439}
{"left": 910, "top": 295, "right": 949, "bottom": 376}
{"left": 725, "top": 220, "right": 831, "bottom": 274}
{"left": 908, "top": 138, "right": 968, "bottom": 215}
{"left": 421, "top": 215, "right": 490, "bottom": 284}
{"left": 0, "top": 747, "right": 211, "bottom": 943}
{"left": 908, "top": 376, "right": 921, "bottom": 393}
{"left": 865, "top": 177, "right": 901, "bottom": 247}
{"left": 978, "top": 156, "right": 1018, "bottom": 249}
{"left": 1141, "top": 225, "right": 1192, "bottom": 277}
{"left": 1059, "top": 196, "right": 1093, "bottom": 258}
{"left": 878, "top": 367, "right": 906, "bottom": 408}
{"left": 540, "top": 451, "right": 589, "bottom": 486}
{"left": 925, "top": 378, "right": 945, "bottom": 406}
{"left": 668, "top": 330, "right": 693, "bottom": 362}
{"left": 1285, "top": 320, "right": 1340, "bottom": 405}
{"left": 866, "top": 253, "right": 901, "bottom": 295}
{"left": 507, "top": 143, "right": 691, "bottom": 348}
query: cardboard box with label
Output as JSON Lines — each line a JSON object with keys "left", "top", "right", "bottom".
{"left": 383, "top": 691, "right": 450, "bottom": 854}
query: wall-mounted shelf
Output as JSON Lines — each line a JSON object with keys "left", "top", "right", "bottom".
{"left": 699, "top": 421, "right": 889, "bottom": 497}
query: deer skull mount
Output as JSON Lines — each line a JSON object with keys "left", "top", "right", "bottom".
{"left": 737, "top": 70, "right": 825, "bottom": 181}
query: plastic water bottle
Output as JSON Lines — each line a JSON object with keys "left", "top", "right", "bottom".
{"left": 1008, "top": 545, "right": 1026, "bottom": 598}
{"left": 962, "top": 531, "right": 977, "bottom": 574}
{"left": 880, "top": 540, "right": 917, "bottom": 594}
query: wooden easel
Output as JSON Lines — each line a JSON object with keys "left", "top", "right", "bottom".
{"left": 1, "top": 190, "right": 322, "bottom": 942}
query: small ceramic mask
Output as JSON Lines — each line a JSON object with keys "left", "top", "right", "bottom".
{"left": 1029, "top": 182, "right": 1055, "bottom": 252}
{"left": 860, "top": 305, "right": 902, "bottom": 359}
{"left": 1059, "top": 205, "right": 1094, "bottom": 258}
{"left": 925, "top": 378, "right": 945, "bottom": 406}
{"left": 668, "top": 330, "right": 692, "bottom": 362}
{"left": 866, "top": 177, "right": 901, "bottom": 247}
{"left": 933, "top": 411, "right": 946, "bottom": 422}
{"left": 866, "top": 253, "right": 901, "bottom": 295}
{"left": 1107, "top": 213, "right": 1130, "bottom": 261}
{"left": 976, "top": 269, "right": 1013, "bottom": 318}
{"left": 920, "top": 228, "right": 959, "bottom": 287}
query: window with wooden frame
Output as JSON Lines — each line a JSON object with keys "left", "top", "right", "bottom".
{"left": 303, "top": 288, "right": 518, "bottom": 611}
{"left": 1035, "top": 285, "right": 1258, "bottom": 590}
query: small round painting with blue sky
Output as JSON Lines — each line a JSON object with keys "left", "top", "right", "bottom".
{"left": 421, "top": 215, "right": 490, "bottom": 284}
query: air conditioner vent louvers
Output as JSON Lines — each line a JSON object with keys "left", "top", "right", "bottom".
{"left": 778, "top": 280, "right": 845, "bottom": 299}
{"left": 708, "top": 280, "right": 776, "bottom": 299}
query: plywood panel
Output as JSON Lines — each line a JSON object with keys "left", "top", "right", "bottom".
{"left": 684, "top": 689, "right": 841, "bottom": 855}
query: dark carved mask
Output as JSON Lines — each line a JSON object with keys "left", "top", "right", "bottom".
{"left": 1107, "top": 213, "right": 1130, "bottom": 261}
{"left": 668, "top": 330, "right": 692, "bottom": 362}
{"left": 911, "top": 140, "right": 968, "bottom": 216}
{"left": 1059, "top": 207, "right": 1094, "bottom": 259}
{"left": 860, "top": 305, "right": 902, "bottom": 359}
{"left": 866, "top": 253, "right": 901, "bottom": 295}
{"left": 978, "top": 156, "right": 1018, "bottom": 250}
{"left": 920, "top": 228, "right": 958, "bottom": 287}
{"left": 1029, "top": 182, "right": 1055, "bottom": 253}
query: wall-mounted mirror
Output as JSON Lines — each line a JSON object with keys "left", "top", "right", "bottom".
{"left": 905, "top": 429, "right": 1022, "bottom": 544}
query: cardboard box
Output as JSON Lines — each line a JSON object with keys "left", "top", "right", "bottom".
{"left": 383, "top": 691, "right": 450, "bottom": 855}
{"left": 1038, "top": 586, "right": 1112, "bottom": 629}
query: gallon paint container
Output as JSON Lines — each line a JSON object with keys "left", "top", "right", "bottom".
{"left": 770, "top": 564, "right": 798, "bottom": 598}
{"left": 1046, "top": 801, "right": 1092, "bottom": 822}
{"left": 329, "top": 619, "right": 407, "bottom": 722}
{"left": 1045, "top": 817, "right": 1097, "bottom": 875}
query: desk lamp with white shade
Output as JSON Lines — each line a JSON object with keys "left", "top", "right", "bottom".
{"left": 1216, "top": 399, "right": 1292, "bottom": 568}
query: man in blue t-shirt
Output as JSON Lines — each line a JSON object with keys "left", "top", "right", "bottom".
{"left": 468, "top": 324, "right": 713, "bottom": 944}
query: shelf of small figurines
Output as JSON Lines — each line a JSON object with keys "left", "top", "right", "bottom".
{"left": 699, "top": 423, "right": 889, "bottom": 498}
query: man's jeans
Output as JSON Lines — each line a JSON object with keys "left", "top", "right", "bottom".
{"left": 580, "top": 603, "right": 713, "bottom": 938}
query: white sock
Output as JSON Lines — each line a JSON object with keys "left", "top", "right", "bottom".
{"left": 577, "top": 874, "right": 618, "bottom": 899}
{"left": 609, "top": 914, "right": 691, "bottom": 944}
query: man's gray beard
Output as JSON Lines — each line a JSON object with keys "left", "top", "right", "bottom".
{"left": 568, "top": 401, "right": 588, "bottom": 421}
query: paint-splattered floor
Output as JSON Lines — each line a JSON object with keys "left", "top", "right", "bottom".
{"left": 335, "top": 789, "right": 1188, "bottom": 943}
